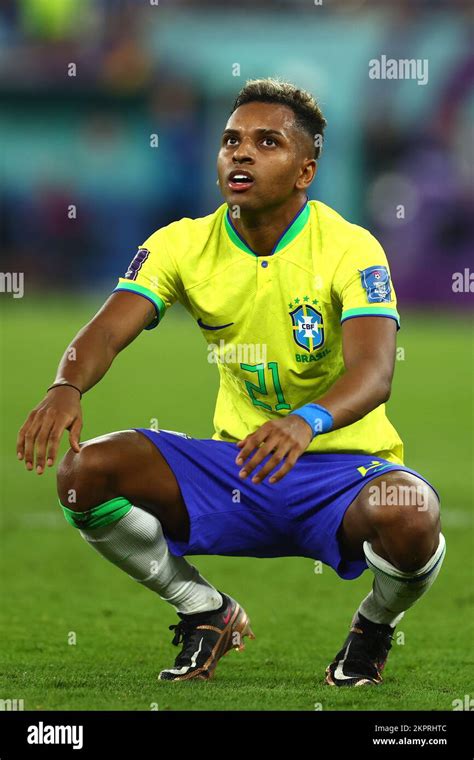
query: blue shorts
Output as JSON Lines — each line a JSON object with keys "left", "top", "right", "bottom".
{"left": 135, "top": 428, "right": 438, "bottom": 581}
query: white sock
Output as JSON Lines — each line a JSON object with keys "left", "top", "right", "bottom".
{"left": 79, "top": 504, "right": 223, "bottom": 615}
{"left": 357, "top": 532, "right": 446, "bottom": 627}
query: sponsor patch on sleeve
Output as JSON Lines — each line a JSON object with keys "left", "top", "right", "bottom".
{"left": 124, "top": 248, "right": 150, "bottom": 281}
{"left": 359, "top": 265, "right": 392, "bottom": 303}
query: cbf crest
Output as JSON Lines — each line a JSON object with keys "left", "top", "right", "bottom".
{"left": 289, "top": 298, "right": 325, "bottom": 353}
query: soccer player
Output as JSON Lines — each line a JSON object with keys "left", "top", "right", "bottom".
{"left": 17, "top": 79, "right": 445, "bottom": 687}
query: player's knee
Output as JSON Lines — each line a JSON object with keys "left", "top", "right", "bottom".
{"left": 393, "top": 516, "right": 440, "bottom": 573}
{"left": 57, "top": 441, "right": 109, "bottom": 512}
{"left": 368, "top": 473, "right": 441, "bottom": 572}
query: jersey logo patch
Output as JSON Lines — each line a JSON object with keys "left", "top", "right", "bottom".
{"left": 124, "top": 248, "right": 150, "bottom": 281}
{"left": 290, "top": 304, "right": 324, "bottom": 353}
{"left": 359, "top": 265, "right": 392, "bottom": 303}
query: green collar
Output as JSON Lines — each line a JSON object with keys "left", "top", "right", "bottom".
{"left": 224, "top": 199, "right": 310, "bottom": 257}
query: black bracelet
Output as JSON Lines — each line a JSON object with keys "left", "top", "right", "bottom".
{"left": 47, "top": 382, "right": 83, "bottom": 399}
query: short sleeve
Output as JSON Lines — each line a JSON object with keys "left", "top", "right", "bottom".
{"left": 113, "top": 227, "right": 181, "bottom": 330}
{"left": 333, "top": 230, "right": 400, "bottom": 329}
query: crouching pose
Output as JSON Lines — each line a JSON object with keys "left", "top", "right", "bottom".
{"left": 17, "top": 78, "right": 445, "bottom": 685}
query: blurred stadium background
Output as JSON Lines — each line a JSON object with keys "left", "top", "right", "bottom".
{"left": 0, "top": 0, "right": 473, "bottom": 711}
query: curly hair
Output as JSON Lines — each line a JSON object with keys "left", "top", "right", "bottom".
{"left": 231, "top": 77, "right": 327, "bottom": 159}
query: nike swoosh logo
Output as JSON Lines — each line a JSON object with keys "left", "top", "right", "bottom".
{"left": 334, "top": 641, "right": 354, "bottom": 681}
{"left": 197, "top": 318, "right": 234, "bottom": 331}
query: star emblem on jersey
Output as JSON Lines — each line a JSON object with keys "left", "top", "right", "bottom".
{"left": 289, "top": 299, "right": 325, "bottom": 352}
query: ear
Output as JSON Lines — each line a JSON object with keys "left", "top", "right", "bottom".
{"left": 295, "top": 159, "right": 317, "bottom": 191}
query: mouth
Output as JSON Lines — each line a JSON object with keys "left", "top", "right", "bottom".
{"left": 227, "top": 169, "right": 255, "bottom": 193}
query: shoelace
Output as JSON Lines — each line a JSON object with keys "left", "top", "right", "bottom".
{"left": 168, "top": 620, "right": 196, "bottom": 647}
{"left": 167, "top": 620, "right": 207, "bottom": 667}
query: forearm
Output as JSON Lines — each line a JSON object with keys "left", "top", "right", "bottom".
{"left": 312, "top": 360, "right": 391, "bottom": 432}
{"left": 52, "top": 322, "right": 118, "bottom": 395}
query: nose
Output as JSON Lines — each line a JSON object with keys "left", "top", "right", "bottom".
{"left": 232, "top": 137, "right": 255, "bottom": 163}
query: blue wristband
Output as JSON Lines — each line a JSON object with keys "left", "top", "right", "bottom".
{"left": 289, "top": 403, "right": 334, "bottom": 438}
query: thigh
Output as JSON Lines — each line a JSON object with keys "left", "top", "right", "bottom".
{"left": 287, "top": 453, "right": 439, "bottom": 578}
{"left": 64, "top": 429, "right": 190, "bottom": 541}
{"left": 339, "top": 469, "right": 440, "bottom": 561}
{"left": 133, "top": 428, "right": 293, "bottom": 558}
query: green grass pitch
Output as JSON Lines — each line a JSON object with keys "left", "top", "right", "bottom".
{"left": 0, "top": 296, "right": 472, "bottom": 711}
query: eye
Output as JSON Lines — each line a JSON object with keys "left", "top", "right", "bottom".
{"left": 262, "top": 137, "right": 277, "bottom": 147}
{"left": 224, "top": 136, "right": 238, "bottom": 146}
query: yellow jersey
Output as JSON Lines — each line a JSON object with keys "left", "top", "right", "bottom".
{"left": 114, "top": 199, "right": 403, "bottom": 463}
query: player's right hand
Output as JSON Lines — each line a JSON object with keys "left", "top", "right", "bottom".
{"left": 16, "top": 386, "right": 83, "bottom": 475}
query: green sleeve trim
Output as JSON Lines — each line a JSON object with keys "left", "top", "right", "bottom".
{"left": 341, "top": 307, "right": 400, "bottom": 328}
{"left": 113, "top": 280, "right": 166, "bottom": 329}
{"left": 60, "top": 496, "right": 133, "bottom": 529}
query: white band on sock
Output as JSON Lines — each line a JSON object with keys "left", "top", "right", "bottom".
{"left": 357, "top": 532, "right": 446, "bottom": 627}
{"left": 363, "top": 532, "right": 446, "bottom": 581}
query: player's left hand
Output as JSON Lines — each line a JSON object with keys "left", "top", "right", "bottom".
{"left": 235, "top": 416, "right": 313, "bottom": 485}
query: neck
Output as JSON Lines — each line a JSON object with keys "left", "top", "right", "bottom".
{"left": 229, "top": 193, "right": 308, "bottom": 256}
